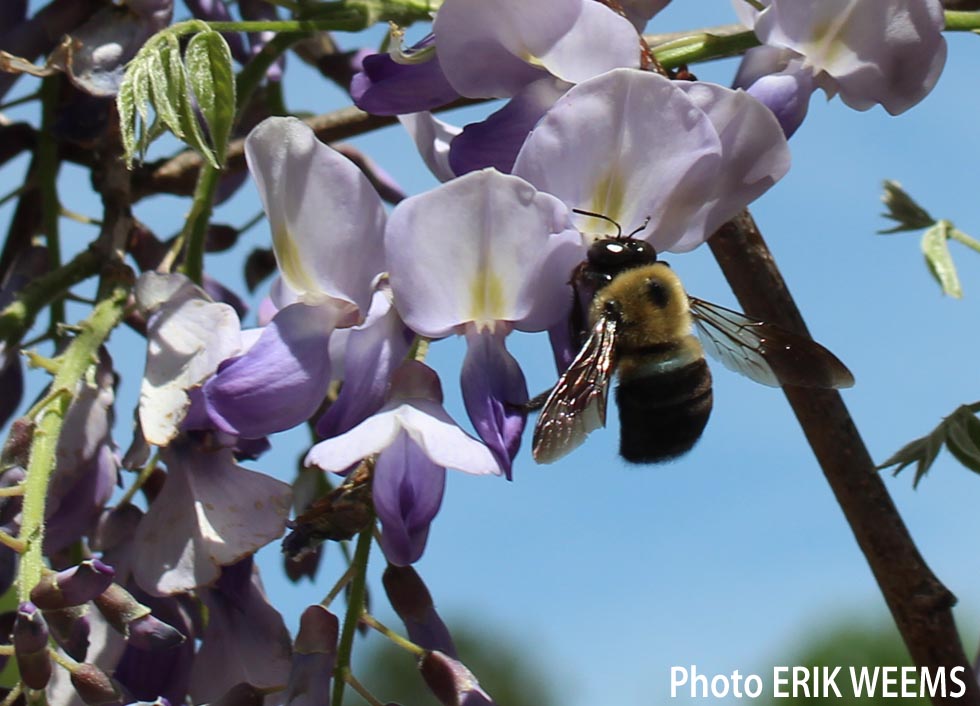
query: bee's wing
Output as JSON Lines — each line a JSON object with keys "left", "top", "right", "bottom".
{"left": 532, "top": 315, "right": 618, "bottom": 464}
{"left": 689, "top": 297, "right": 854, "bottom": 389}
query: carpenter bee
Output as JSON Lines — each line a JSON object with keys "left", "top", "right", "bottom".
{"left": 531, "top": 212, "right": 854, "bottom": 464}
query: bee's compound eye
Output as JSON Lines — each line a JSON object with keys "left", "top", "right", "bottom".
{"left": 646, "top": 278, "right": 669, "bottom": 308}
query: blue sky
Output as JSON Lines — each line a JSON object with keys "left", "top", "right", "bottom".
{"left": 7, "top": 1, "right": 980, "bottom": 704}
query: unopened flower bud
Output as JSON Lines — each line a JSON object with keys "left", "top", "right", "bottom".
{"left": 283, "top": 605, "right": 338, "bottom": 705}
{"left": 128, "top": 612, "right": 185, "bottom": 650}
{"left": 44, "top": 606, "right": 91, "bottom": 661}
{"left": 92, "top": 583, "right": 151, "bottom": 636}
{"left": 31, "top": 559, "right": 115, "bottom": 610}
{"left": 14, "top": 602, "right": 51, "bottom": 689}
{"left": 70, "top": 662, "right": 121, "bottom": 705}
{"left": 383, "top": 564, "right": 456, "bottom": 656}
{"left": 420, "top": 651, "right": 496, "bottom": 706}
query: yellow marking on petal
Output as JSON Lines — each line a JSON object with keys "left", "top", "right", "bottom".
{"left": 468, "top": 268, "right": 507, "bottom": 326}
{"left": 272, "top": 226, "right": 319, "bottom": 297}
{"left": 583, "top": 169, "right": 628, "bottom": 234}
{"left": 519, "top": 49, "right": 547, "bottom": 70}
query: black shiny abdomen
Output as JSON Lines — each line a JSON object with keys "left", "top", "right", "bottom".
{"left": 615, "top": 357, "right": 713, "bottom": 463}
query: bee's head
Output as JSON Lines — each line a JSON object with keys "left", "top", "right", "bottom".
{"left": 574, "top": 209, "right": 657, "bottom": 280}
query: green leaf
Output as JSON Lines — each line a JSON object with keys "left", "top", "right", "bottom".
{"left": 944, "top": 407, "right": 980, "bottom": 475}
{"left": 185, "top": 30, "right": 236, "bottom": 167}
{"left": 878, "top": 425, "right": 945, "bottom": 488}
{"left": 116, "top": 69, "right": 138, "bottom": 166}
{"left": 921, "top": 220, "right": 962, "bottom": 298}
{"left": 878, "top": 180, "right": 934, "bottom": 234}
{"left": 147, "top": 36, "right": 186, "bottom": 140}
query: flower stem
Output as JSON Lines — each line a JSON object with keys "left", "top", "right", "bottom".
{"left": 361, "top": 613, "right": 425, "bottom": 657}
{"left": 944, "top": 10, "right": 980, "bottom": 31}
{"left": 0, "top": 247, "right": 102, "bottom": 346}
{"left": 331, "top": 527, "right": 373, "bottom": 706}
{"left": 177, "top": 163, "right": 221, "bottom": 285}
{"left": 17, "top": 268, "right": 131, "bottom": 602}
{"left": 949, "top": 226, "right": 980, "bottom": 254}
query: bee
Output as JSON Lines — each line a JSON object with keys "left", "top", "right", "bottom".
{"left": 531, "top": 212, "right": 855, "bottom": 465}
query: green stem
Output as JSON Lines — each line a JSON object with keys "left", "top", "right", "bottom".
{"left": 331, "top": 527, "right": 373, "bottom": 706}
{"left": 944, "top": 11, "right": 980, "bottom": 31}
{"left": 0, "top": 247, "right": 102, "bottom": 346}
{"left": 361, "top": 613, "right": 425, "bottom": 657}
{"left": 652, "top": 29, "right": 760, "bottom": 69}
{"left": 949, "top": 226, "right": 980, "bottom": 255}
{"left": 17, "top": 271, "right": 131, "bottom": 601}
{"left": 178, "top": 163, "right": 221, "bottom": 285}
{"left": 38, "top": 76, "right": 65, "bottom": 336}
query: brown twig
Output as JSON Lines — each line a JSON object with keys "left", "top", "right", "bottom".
{"left": 709, "top": 210, "right": 979, "bottom": 706}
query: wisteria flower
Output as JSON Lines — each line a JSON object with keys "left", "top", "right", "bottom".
{"left": 200, "top": 116, "right": 387, "bottom": 438}
{"left": 512, "top": 68, "right": 790, "bottom": 253}
{"left": 306, "top": 361, "right": 501, "bottom": 565}
{"left": 385, "top": 168, "right": 583, "bottom": 475}
{"left": 355, "top": 0, "right": 649, "bottom": 174}
{"left": 732, "top": 0, "right": 947, "bottom": 136}
{"left": 131, "top": 439, "right": 291, "bottom": 595}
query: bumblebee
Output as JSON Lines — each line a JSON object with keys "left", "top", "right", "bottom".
{"left": 531, "top": 214, "right": 854, "bottom": 464}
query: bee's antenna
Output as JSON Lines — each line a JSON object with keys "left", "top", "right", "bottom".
{"left": 626, "top": 216, "right": 651, "bottom": 239}
{"left": 572, "top": 208, "right": 623, "bottom": 239}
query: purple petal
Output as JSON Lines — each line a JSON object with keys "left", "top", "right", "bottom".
{"left": 742, "top": 64, "right": 813, "bottom": 138}
{"left": 113, "top": 591, "right": 195, "bottom": 702}
{"left": 317, "top": 289, "right": 415, "bottom": 439}
{"left": 30, "top": 559, "right": 115, "bottom": 610}
{"left": 420, "top": 651, "right": 498, "bottom": 706}
{"left": 373, "top": 432, "right": 447, "bottom": 566}
{"left": 618, "top": 0, "right": 671, "bottom": 32}
{"left": 204, "top": 302, "right": 342, "bottom": 438}
{"left": 132, "top": 443, "right": 291, "bottom": 595}
{"left": 283, "top": 605, "right": 339, "bottom": 706}
{"left": 383, "top": 565, "right": 457, "bottom": 656}
{"left": 449, "top": 78, "right": 568, "bottom": 175}
{"left": 352, "top": 40, "right": 461, "bottom": 115}
{"left": 460, "top": 330, "right": 528, "bottom": 479}
{"left": 189, "top": 560, "right": 292, "bottom": 702}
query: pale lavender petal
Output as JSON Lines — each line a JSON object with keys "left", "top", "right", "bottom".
{"left": 53, "top": 3, "right": 172, "bottom": 96}
{"left": 317, "top": 289, "right": 415, "bottom": 439}
{"left": 433, "top": 0, "right": 636, "bottom": 97}
{"left": 671, "top": 80, "right": 790, "bottom": 249}
{"left": 189, "top": 559, "right": 292, "bottom": 702}
{"left": 754, "top": 0, "right": 946, "bottom": 114}
{"left": 244, "top": 117, "right": 386, "bottom": 316}
{"left": 400, "top": 112, "right": 461, "bottom": 183}
{"left": 132, "top": 443, "right": 291, "bottom": 596}
{"left": 386, "top": 169, "right": 574, "bottom": 336}
{"left": 136, "top": 273, "right": 243, "bottom": 447}
{"left": 513, "top": 69, "right": 722, "bottom": 252}
{"left": 449, "top": 77, "right": 568, "bottom": 175}
{"left": 460, "top": 330, "right": 527, "bottom": 478}
{"left": 352, "top": 41, "right": 460, "bottom": 115}
{"left": 307, "top": 362, "right": 501, "bottom": 476}
{"left": 373, "top": 432, "right": 446, "bottom": 565}
{"left": 204, "top": 302, "right": 343, "bottom": 438}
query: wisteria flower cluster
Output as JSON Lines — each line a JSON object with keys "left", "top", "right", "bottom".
{"left": 0, "top": 0, "right": 958, "bottom": 702}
